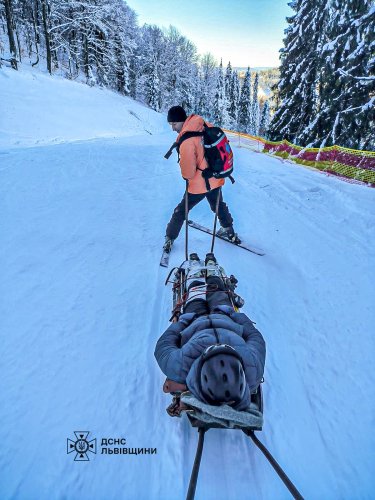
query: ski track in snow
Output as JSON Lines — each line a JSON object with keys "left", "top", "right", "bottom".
{"left": 1, "top": 96, "right": 375, "bottom": 498}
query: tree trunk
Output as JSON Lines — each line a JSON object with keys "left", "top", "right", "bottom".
{"left": 3, "top": 0, "right": 18, "bottom": 69}
{"left": 83, "top": 33, "right": 90, "bottom": 81}
{"left": 31, "top": 1, "right": 40, "bottom": 67}
{"left": 40, "top": 0, "right": 52, "bottom": 74}
{"left": 15, "top": 25, "right": 21, "bottom": 62}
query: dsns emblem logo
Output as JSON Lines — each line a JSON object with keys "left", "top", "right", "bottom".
{"left": 67, "top": 431, "right": 97, "bottom": 461}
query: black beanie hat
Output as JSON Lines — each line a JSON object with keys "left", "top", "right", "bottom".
{"left": 167, "top": 105, "right": 187, "bottom": 122}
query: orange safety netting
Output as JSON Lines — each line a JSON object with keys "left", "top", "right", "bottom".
{"left": 224, "top": 130, "right": 375, "bottom": 188}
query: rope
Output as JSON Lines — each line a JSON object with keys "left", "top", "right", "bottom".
{"left": 185, "top": 180, "right": 189, "bottom": 261}
{"left": 244, "top": 430, "right": 304, "bottom": 500}
{"left": 184, "top": 426, "right": 304, "bottom": 500}
{"left": 186, "top": 428, "right": 206, "bottom": 500}
{"left": 210, "top": 187, "right": 221, "bottom": 253}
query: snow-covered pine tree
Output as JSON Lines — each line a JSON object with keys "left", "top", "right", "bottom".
{"left": 136, "top": 25, "right": 167, "bottom": 108}
{"left": 199, "top": 52, "right": 217, "bottom": 121}
{"left": 180, "top": 62, "right": 197, "bottom": 115}
{"left": 110, "top": 1, "right": 138, "bottom": 95}
{"left": 301, "top": 0, "right": 375, "bottom": 149}
{"left": 250, "top": 72, "right": 260, "bottom": 135}
{"left": 259, "top": 100, "right": 271, "bottom": 137}
{"left": 225, "top": 61, "right": 232, "bottom": 96}
{"left": 228, "top": 70, "right": 240, "bottom": 130}
{"left": 146, "top": 59, "right": 161, "bottom": 111}
{"left": 267, "top": 0, "right": 327, "bottom": 144}
{"left": 357, "top": 3, "right": 375, "bottom": 149}
{"left": 224, "top": 61, "right": 233, "bottom": 127}
{"left": 238, "top": 67, "right": 252, "bottom": 133}
{"left": 190, "top": 63, "right": 203, "bottom": 114}
{"left": 161, "top": 26, "right": 198, "bottom": 113}
{"left": 212, "top": 59, "right": 229, "bottom": 127}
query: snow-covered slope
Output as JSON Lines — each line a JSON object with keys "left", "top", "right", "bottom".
{"left": 1, "top": 66, "right": 374, "bottom": 500}
{"left": 0, "top": 65, "right": 169, "bottom": 148}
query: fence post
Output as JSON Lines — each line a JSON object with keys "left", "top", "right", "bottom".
{"left": 331, "top": 146, "right": 337, "bottom": 174}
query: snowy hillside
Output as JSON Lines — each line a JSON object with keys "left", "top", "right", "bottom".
{"left": 1, "top": 66, "right": 374, "bottom": 500}
{"left": 0, "top": 65, "right": 169, "bottom": 148}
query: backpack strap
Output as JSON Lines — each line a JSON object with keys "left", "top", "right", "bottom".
{"left": 179, "top": 131, "right": 213, "bottom": 189}
{"left": 164, "top": 130, "right": 212, "bottom": 189}
{"left": 164, "top": 142, "right": 177, "bottom": 159}
{"left": 178, "top": 131, "right": 205, "bottom": 145}
{"left": 164, "top": 131, "right": 204, "bottom": 160}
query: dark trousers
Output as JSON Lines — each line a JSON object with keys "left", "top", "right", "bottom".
{"left": 184, "top": 276, "right": 233, "bottom": 316}
{"left": 166, "top": 187, "right": 234, "bottom": 240}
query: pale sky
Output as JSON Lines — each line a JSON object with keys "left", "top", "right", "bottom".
{"left": 126, "top": 0, "right": 293, "bottom": 67}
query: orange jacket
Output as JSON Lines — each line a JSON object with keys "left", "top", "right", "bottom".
{"left": 177, "top": 115, "right": 225, "bottom": 194}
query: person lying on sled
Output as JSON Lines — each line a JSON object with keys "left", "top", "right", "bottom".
{"left": 154, "top": 254, "right": 266, "bottom": 410}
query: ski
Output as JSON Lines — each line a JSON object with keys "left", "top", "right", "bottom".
{"left": 188, "top": 220, "right": 265, "bottom": 256}
{"left": 160, "top": 249, "right": 171, "bottom": 267}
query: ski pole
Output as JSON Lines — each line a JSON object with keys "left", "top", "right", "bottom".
{"left": 244, "top": 430, "right": 304, "bottom": 500}
{"left": 210, "top": 187, "right": 221, "bottom": 253}
{"left": 185, "top": 180, "right": 189, "bottom": 261}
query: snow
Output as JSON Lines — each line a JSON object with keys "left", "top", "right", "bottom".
{"left": 0, "top": 65, "right": 169, "bottom": 148}
{"left": 1, "top": 65, "right": 375, "bottom": 500}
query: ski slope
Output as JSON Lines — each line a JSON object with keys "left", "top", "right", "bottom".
{"left": 1, "top": 66, "right": 374, "bottom": 500}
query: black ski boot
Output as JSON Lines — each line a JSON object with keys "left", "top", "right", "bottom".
{"left": 205, "top": 253, "right": 224, "bottom": 277}
{"left": 186, "top": 253, "right": 204, "bottom": 279}
{"left": 163, "top": 236, "right": 174, "bottom": 253}
{"left": 217, "top": 226, "right": 241, "bottom": 244}
{"left": 204, "top": 252, "right": 217, "bottom": 265}
{"left": 189, "top": 252, "right": 200, "bottom": 261}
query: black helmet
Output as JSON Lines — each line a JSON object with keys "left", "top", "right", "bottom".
{"left": 199, "top": 344, "right": 246, "bottom": 406}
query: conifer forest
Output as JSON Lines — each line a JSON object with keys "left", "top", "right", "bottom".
{"left": 1, "top": 0, "right": 374, "bottom": 149}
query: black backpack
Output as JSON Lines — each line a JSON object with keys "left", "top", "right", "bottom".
{"left": 165, "top": 123, "right": 235, "bottom": 191}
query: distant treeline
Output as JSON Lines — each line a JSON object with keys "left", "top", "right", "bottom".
{"left": 1, "top": 0, "right": 373, "bottom": 149}
{"left": 0, "top": 0, "right": 270, "bottom": 136}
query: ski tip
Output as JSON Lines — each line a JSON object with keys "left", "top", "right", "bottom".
{"left": 160, "top": 250, "right": 171, "bottom": 267}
